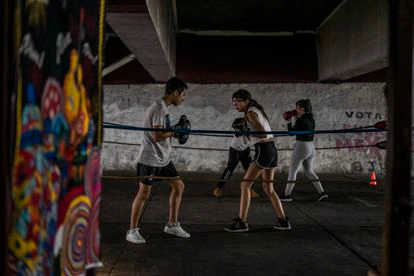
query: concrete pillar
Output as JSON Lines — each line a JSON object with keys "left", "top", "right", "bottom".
{"left": 146, "top": 0, "right": 177, "bottom": 76}
{"left": 107, "top": 0, "right": 177, "bottom": 82}
{"left": 381, "top": 0, "right": 412, "bottom": 274}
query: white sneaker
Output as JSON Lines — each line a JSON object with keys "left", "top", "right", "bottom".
{"left": 164, "top": 222, "right": 190, "bottom": 238}
{"left": 126, "top": 228, "right": 146, "bottom": 244}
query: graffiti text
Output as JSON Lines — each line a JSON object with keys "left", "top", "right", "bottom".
{"left": 345, "top": 111, "right": 382, "bottom": 120}
{"left": 56, "top": 32, "right": 72, "bottom": 64}
{"left": 19, "top": 34, "right": 45, "bottom": 68}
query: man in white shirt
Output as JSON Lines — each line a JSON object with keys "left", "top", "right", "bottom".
{"left": 126, "top": 77, "right": 190, "bottom": 244}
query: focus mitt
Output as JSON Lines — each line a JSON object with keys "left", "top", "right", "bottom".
{"left": 232, "top": 117, "right": 249, "bottom": 137}
{"left": 172, "top": 115, "right": 191, "bottom": 144}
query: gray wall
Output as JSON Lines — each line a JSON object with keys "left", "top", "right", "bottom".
{"left": 102, "top": 83, "right": 387, "bottom": 175}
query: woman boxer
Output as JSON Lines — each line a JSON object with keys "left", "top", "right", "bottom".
{"left": 279, "top": 99, "right": 328, "bottom": 202}
{"left": 224, "top": 89, "right": 291, "bottom": 232}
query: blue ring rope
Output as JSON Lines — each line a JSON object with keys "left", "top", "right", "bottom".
{"left": 103, "top": 121, "right": 386, "bottom": 137}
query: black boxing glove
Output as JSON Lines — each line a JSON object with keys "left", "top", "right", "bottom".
{"left": 172, "top": 115, "right": 191, "bottom": 144}
{"left": 283, "top": 110, "right": 297, "bottom": 121}
{"left": 232, "top": 117, "right": 249, "bottom": 137}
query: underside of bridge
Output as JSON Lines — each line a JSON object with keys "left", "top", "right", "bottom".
{"left": 104, "top": 0, "right": 388, "bottom": 84}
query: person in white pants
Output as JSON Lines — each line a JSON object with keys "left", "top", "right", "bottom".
{"left": 280, "top": 99, "right": 328, "bottom": 202}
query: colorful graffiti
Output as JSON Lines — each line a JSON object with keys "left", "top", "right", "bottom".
{"left": 335, "top": 125, "right": 384, "bottom": 155}
{"left": 9, "top": 0, "right": 106, "bottom": 274}
{"left": 335, "top": 123, "right": 386, "bottom": 173}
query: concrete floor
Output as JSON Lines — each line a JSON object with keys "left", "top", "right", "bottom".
{"left": 97, "top": 172, "right": 413, "bottom": 276}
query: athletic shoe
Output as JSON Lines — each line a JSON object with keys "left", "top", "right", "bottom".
{"left": 224, "top": 217, "right": 249, "bottom": 232}
{"left": 250, "top": 189, "right": 260, "bottom": 198}
{"left": 126, "top": 228, "right": 146, "bottom": 244}
{"left": 164, "top": 222, "right": 190, "bottom": 238}
{"left": 273, "top": 217, "right": 292, "bottom": 231}
{"left": 213, "top": 187, "right": 223, "bottom": 197}
{"left": 279, "top": 193, "right": 293, "bottom": 202}
{"left": 318, "top": 192, "right": 328, "bottom": 201}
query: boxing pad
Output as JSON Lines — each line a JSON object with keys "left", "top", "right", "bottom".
{"left": 283, "top": 110, "right": 297, "bottom": 121}
{"left": 232, "top": 117, "right": 249, "bottom": 137}
{"left": 172, "top": 115, "right": 191, "bottom": 144}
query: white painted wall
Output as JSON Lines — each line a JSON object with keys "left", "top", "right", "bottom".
{"left": 102, "top": 83, "right": 387, "bottom": 175}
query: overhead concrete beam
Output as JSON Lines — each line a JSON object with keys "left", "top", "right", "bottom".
{"left": 107, "top": 0, "right": 176, "bottom": 82}
{"left": 177, "top": 29, "right": 315, "bottom": 36}
{"left": 316, "top": 0, "right": 389, "bottom": 82}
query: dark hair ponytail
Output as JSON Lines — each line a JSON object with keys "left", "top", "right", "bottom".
{"left": 248, "top": 99, "right": 269, "bottom": 121}
{"left": 296, "top": 99, "right": 312, "bottom": 114}
{"left": 232, "top": 89, "right": 269, "bottom": 121}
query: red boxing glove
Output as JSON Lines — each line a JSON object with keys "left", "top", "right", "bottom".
{"left": 374, "top": 120, "right": 387, "bottom": 130}
{"left": 283, "top": 110, "right": 297, "bottom": 120}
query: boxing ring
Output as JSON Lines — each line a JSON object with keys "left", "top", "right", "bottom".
{"left": 94, "top": 119, "right": 400, "bottom": 275}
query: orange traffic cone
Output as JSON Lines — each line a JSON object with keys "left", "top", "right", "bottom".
{"left": 369, "top": 171, "right": 377, "bottom": 186}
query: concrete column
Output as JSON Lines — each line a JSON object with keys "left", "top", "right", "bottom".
{"left": 381, "top": 0, "right": 412, "bottom": 274}
{"left": 107, "top": 0, "right": 177, "bottom": 82}
{"left": 146, "top": 0, "right": 177, "bottom": 76}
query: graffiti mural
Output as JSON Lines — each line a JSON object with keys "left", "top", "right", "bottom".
{"left": 9, "top": 0, "right": 106, "bottom": 274}
{"left": 335, "top": 109, "right": 387, "bottom": 174}
{"left": 335, "top": 123, "right": 384, "bottom": 156}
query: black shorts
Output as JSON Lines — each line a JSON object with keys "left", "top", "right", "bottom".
{"left": 136, "top": 161, "right": 179, "bottom": 185}
{"left": 252, "top": 141, "right": 278, "bottom": 169}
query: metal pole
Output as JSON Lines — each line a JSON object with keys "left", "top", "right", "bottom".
{"left": 102, "top": 53, "right": 135, "bottom": 77}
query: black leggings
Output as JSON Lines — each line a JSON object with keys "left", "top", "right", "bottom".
{"left": 216, "top": 147, "right": 252, "bottom": 189}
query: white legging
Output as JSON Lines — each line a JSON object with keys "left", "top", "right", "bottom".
{"left": 285, "top": 141, "right": 324, "bottom": 195}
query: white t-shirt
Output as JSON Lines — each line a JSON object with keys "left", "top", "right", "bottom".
{"left": 246, "top": 106, "right": 273, "bottom": 145}
{"left": 137, "top": 100, "right": 172, "bottom": 167}
{"left": 230, "top": 135, "right": 250, "bottom": 151}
